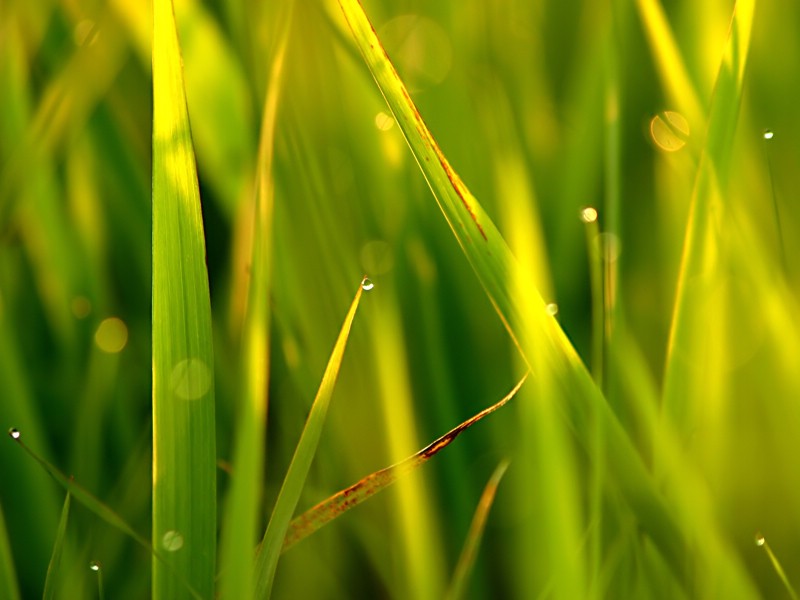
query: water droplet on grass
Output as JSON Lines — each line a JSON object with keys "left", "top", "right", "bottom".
{"left": 162, "top": 530, "right": 184, "bottom": 552}
{"left": 763, "top": 129, "right": 774, "bottom": 140}
{"left": 580, "top": 207, "right": 598, "bottom": 223}
{"left": 545, "top": 303, "right": 559, "bottom": 316}
{"left": 170, "top": 358, "right": 212, "bottom": 400}
{"left": 361, "top": 277, "right": 375, "bottom": 291}
{"left": 8, "top": 428, "right": 20, "bottom": 440}
{"left": 755, "top": 532, "right": 766, "bottom": 546}
{"left": 89, "top": 561, "right": 102, "bottom": 572}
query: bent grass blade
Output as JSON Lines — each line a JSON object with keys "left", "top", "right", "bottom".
{"left": 335, "top": 0, "right": 691, "bottom": 587}
{"left": 253, "top": 278, "right": 368, "bottom": 599}
{"left": 282, "top": 377, "right": 526, "bottom": 552}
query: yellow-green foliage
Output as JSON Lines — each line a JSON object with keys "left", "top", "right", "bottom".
{"left": 2, "top": 0, "right": 800, "bottom": 598}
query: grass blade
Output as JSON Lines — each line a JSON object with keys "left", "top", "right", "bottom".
{"left": 0, "top": 504, "right": 21, "bottom": 600}
{"left": 7, "top": 430, "right": 203, "bottom": 599}
{"left": 253, "top": 278, "right": 368, "bottom": 599}
{"left": 217, "top": 6, "right": 292, "bottom": 599}
{"left": 662, "top": 0, "right": 756, "bottom": 432}
{"left": 152, "top": 0, "right": 217, "bottom": 595}
{"left": 335, "top": 0, "right": 691, "bottom": 586}
{"left": 283, "top": 376, "right": 526, "bottom": 552}
{"left": 445, "top": 460, "right": 510, "bottom": 600}
{"left": 42, "top": 493, "right": 70, "bottom": 600}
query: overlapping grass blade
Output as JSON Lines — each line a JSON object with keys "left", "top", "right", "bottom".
{"left": 42, "top": 493, "right": 70, "bottom": 600}
{"left": 283, "top": 376, "right": 526, "bottom": 552}
{"left": 253, "top": 279, "right": 367, "bottom": 599}
{"left": 445, "top": 460, "right": 510, "bottom": 600}
{"left": 335, "top": 0, "right": 691, "bottom": 585}
{"left": 7, "top": 430, "right": 204, "bottom": 599}
{"left": 663, "top": 0, "right": 756, "bottom": 432}
{"left": 152, "top": 0, "right": 217, "bottom": 595}
{"left": 217, "top": 6, "right": 292, "bottom": 599}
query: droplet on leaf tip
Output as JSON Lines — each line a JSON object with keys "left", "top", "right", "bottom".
{"left": 361, "top": 277, "right": 375, "bottom": 291}
{"left": 8, "top": 428, "right": 20, "bottom": 440}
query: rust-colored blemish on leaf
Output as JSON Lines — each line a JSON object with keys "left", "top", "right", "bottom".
{"left": 281, "top": 375, "right": 527, "bottom": 552}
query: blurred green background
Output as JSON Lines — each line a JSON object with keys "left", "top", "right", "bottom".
{"left": 2, "top": 0, "right": 800, "bottom": 597}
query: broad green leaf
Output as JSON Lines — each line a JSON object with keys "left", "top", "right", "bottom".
{"left": 445, "top": 460, "right": 510, "bottom": 600}
{"left": 253, "top": 278, "right": 368, "bottom": 599}
{"left": 152, "top": 0, "right": 217, "bottom": 596}
{"left": 217, "top": 5, "right": 292, "bottom": 599}
{"left": 42, "top": 493, "right": 70, "bottom": 600}
{"left": 283, "top": 377, "right": 526, "bottom": 552}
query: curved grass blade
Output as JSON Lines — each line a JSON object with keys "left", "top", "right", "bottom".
{"left": 335, "top": 3, "right": 761, "bottom": 594}
{"left": 282, "top": 377, "right": 526, "bottom": 552}
{"left": 253, "top": 278, "right": 368, "bottom": 599}
{"left": 152, "top": 0, "right": 217, "bottom": 595}
{"left": 217, "top": 6, "right": 293, "bottom": 599}
{"left": 335, "top": 0, "right": 692, "bottom": 586}
{"left": 445, "top": 460, "right": 510, "bottom": 600}
{"left": 42, "top": 492, "right": 70, "bottom": 600}
{"left": 6, "top": 430, "right": 202, "bottom": 599}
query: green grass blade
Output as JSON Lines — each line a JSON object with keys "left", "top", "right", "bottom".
{"left": 445, "top": 460, "right": 510, "bottom": 600}
{"left": 335, "top": 0, "right": 690, "bottom": 586}
{"left": 635, "top": 0, "right": 705, "bottom": 130}
{"left": 42, "top": 493, "right": 70, "bottom": 600}
{"left": 253, "top": 278, "right": 368, "bottom": 599}
{"left": 152, "top": 0, "right": 217, "bottom": 595}
{"left": 283, "top": 377, "right": 526, "bottom": 552}
{"left": 7, "top": 430, "right": 202, "bottom": 599}
{"left": 217, "top": 7, "right": 292, "bottom": 599}
{"left": 663, "top": 0, "right": 756, "bottom": 432}
{"left": 0, "top": 504, "right": 21, "bottom": 600}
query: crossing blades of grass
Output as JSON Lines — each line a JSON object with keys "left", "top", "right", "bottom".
{"left": 663, "top": 0, "right": 755, "bottom": 433}
{"left": 282, "top": 376, "right": 526, "bottom": 552}
{"left": 336, "top": 0, "right": 691, "bottom": 586}
{"left": 152, "top": 0, "right": 217, "bottom": 596}
{"left": 7, "top": 429, "right": 203, "bottom": 599}
{"left": 445, "top": 460, "right": 510, "bottom": 600}
{"left": 217, "top": 5, "right": 292, "bottom": 599}
{"left": 42, "top": 493, "right": 70, "bottom": 600}
{"left": 252, "top": 278, "right": 368, "bottom": 599}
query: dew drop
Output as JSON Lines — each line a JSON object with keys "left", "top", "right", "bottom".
{"left": 162, "top": 530, "right": 184, "bottom": 552}
{"left": 580, "top": 207, "right": 598, "bottom": 224}
{"left": 763, "top": 129, "right": 774, "bottom": 140}
{"left": 89, "top": 560, "right": 102, "bottom": 572}
{"left": 545, "top": 303, "right": 559, "bottom": 316}
{"left": 755, "top": 532, "right": 766, "bottom": 547}
{"left": 361, "top": 277, "right": 375, "bottom": 291}
{"left": 170, "top": 358, "right": 212, "bottom": 400}
{"left": 8, "top": 428, "right": 20, "bottom": 440}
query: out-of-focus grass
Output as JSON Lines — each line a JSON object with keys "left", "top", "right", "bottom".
{"left": 2, "top": 0, "right": 800, "bottom": 597}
